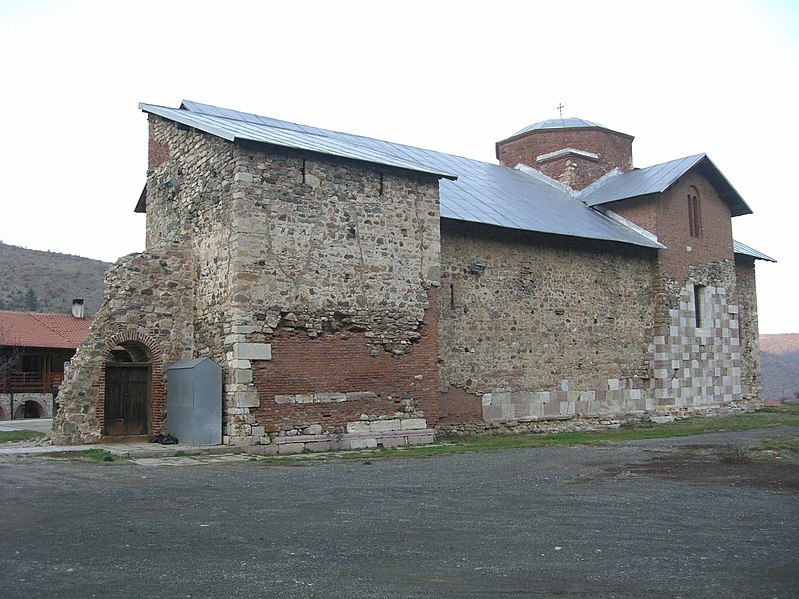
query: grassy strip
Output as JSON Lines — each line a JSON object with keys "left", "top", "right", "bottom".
{"left": 0, "top": 430, "right": 45, "bottom": 443}
{"left": 329, "top": 406, "right": 799, "bottom": 460}
{"left": 79, "top": 448, "right": 127, "bottom": 462}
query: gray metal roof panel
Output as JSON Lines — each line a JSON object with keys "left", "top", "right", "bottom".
{"left": 580, "top": 154, "right": 705, "bottom": 206}
{"left": 733, "top": 240, "right": 775, "bottom": 262}
{"left": 140, "top": 100, "right": 664, "bottom": 249}
{"left": 140, "top": 103, "right": 458, "bottom": 180}
{"left": 580, "top": 154, "right": 752, "bottom": 217}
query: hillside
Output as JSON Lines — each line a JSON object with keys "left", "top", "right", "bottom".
{"left": 760, "top": 333, "right": 799, "bottom": 402}
{"left": 0, "top": 242, "right": 111, "bottom": 315}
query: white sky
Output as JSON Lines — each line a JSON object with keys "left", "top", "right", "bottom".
{"left": 0, "top": 0, "right": 797, "bottom": 334}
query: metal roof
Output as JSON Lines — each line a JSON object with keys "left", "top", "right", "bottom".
{"left": 580, "top": 154, "right": 752, "bottom": 217}
{"left": 512, "top": 117, "right": 604, "bottom": 137}
{"left": 138, "top": 101, "right": 672, "bottom": 249}
{"left": 140, "top": 101, "right": 458, "bottom": 181}
{"left": 733, "top": 240, "right": 775, "bottom": 262}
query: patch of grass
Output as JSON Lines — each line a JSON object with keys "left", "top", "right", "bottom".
{"left": 715, "top": 444, "right": 753, "bottom": 464}
{"left": 81, "top": 448, "right": 125, "bottom": 462}
{"left": 750, "top": 434, "right": 799, "bottom": 464}
{"left": 0, "top": 430, "right": 45, "bottom": 443}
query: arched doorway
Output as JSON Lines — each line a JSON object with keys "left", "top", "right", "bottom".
{"left": 104, "top": 343, "right": 151, "bottom": 437}
{"left": 14, "top": 400, "right": 44, "bottom": 419}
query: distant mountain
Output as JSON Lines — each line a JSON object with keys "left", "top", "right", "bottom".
{"left": 0, "top": 243, "right": 110, "bottom": 315}
{"left": 760, "top": 333, "right": 799, "bottom": 403}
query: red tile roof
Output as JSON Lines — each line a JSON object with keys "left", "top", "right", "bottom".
{"left": 0, "top": 311, "right": 93, "bottom": 349}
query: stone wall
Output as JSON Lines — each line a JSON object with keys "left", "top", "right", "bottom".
{"left": 734, "top": 256, "right": 762, "bottom": 403}
{"left": 652, "top": 276, "right": 743, "bottom": 409}
{"left": 439, "top": 220, "right": 658, "bottom": 425}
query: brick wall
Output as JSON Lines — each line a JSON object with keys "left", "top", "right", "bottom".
{"left": 654, "top": 172, "right": 734, "bottom": 282}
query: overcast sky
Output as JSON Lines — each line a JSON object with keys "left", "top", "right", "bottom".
{"left": 0, "top": 0, "right": 797, "bottom": 334}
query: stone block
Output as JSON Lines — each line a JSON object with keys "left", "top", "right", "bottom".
{"left": 346, "top": 421, "right": 371, "bottom": 434}
{"left": 379, "top": 435, "right": 406, "bottom": 448}
{"left": 406, "top": 431, "right": 436, "bottom": 446}
{"left": 295, "top": 394, "right": 314, "bottom": 404}
{"left": 232, "top": 325, "right": 258, "bottom": 334}
{"left": 232, "top": 369, "right": 253, "bottom": 384}
{"left": 400, "top": 418, "right": 427, "bottom": 430}
{"left": 278, "top": 443, "right": 305, "bottom": 455}
{"left": 492, "top": 391, "right": 511, "bottom": 405}
{"left": 233, "top": 343, "right": 272, "bottom": 361}
{"left": 370, "top": 419, "right": 401, "bottom": 432}
{"left": 482, "top": 405, "right": 502, "bottom": 422}
{"left": 228, "top": 435, "right": 260, "bottom": 446}
{"left": 304, "top": 441, "right": 332, "bottom": 453}
{"left": 315, "top": 393, "right": 347, "bottom": 403}
{"left": 247, "top": 444, "right": 278, "bottom": 455}
{"left": 346, "top": 391, "right": 378, "bottom": 401}
{"left": 233, "top": 391, "right": 260, "bottom": 408}
{"left": 274, "top": 395, "right": 294, "bottom": 404}
{"left": 348, "top": 438, "right": 378, "bottom": 450}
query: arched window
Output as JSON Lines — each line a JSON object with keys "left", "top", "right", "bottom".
{"left": 687, "top": 187, "right": 702, "bottom": 238}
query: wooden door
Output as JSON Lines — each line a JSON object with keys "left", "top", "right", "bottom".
{"left": 104, "top": 365, "right": 150, "bottom": 436}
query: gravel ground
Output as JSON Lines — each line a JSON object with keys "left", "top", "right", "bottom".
{"left": 1, "top": 427, "right": 797, "bottom": 599}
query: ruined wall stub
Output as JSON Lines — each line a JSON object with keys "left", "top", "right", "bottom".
{"left": 52, "top": 249, "right": 194, "bottom": 443}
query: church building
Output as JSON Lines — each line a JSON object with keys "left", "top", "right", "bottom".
{"left": 52, "top": 101, "right": 774, "bottom": 450}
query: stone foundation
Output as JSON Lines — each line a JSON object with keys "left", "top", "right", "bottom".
{"left": 248, "top": 418, "right": 435, "bottom": 455}
{"left": 442, "top": 398, "right": 759, "bottom": 437}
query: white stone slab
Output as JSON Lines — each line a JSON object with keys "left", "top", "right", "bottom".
{"left": 233, "top": 343, "right": 272, "bottom": 360}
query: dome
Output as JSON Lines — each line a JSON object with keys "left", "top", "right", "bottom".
{"left": 512, "top": 117, "right": 604, "bottom": 137}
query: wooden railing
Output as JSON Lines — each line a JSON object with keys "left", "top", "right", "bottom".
{"left": 7, "top": 371, "right": 48, "bottom": 393}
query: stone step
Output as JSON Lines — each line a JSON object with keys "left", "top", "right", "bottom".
{"left": 250, "top": 428, "right": 436, "bottom": 455}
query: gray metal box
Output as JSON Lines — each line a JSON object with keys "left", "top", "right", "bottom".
{"left": 166, "top": 358, "right": 222, "bottom": 445}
